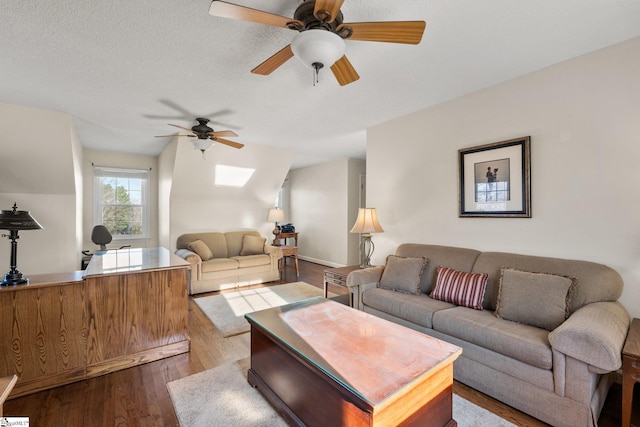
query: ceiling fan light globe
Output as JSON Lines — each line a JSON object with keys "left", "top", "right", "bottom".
{"left": 192, "top": 138, "right": 214, "bottom": 152}
{"left": 291, "top": 29, "right": 345, "bottom": 69}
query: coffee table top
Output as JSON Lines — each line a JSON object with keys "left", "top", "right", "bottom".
{"left": 245, "top": 297, "right": 461, "bottom": 406}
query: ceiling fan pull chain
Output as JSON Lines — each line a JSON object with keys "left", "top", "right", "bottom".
{"left": 312, "top": 62, "right": 323, "bottom": 86}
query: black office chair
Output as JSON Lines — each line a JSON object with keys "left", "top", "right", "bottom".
{"left": 81, "top": 225, "right": 131, "bottom": 268}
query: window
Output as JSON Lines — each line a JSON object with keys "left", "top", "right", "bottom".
{"left": 94, "top": 167, "right": 149, "bottom": 239}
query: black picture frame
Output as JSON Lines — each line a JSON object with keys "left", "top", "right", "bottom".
{"left": 458, "top": 136, "right": 531, "bottom": 218}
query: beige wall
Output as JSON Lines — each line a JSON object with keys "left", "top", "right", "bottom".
{"left": 367, "top": 36, "right": 640, "bottom": 318}
{"left": 0, "top": 103, "right": 82, "bottom": 274}
{"left": 289, "top": 158, "right": 366, "bottom": 266}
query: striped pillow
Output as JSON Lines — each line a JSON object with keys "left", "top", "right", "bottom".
{"left": 430, "top": 266, "right": 489, "bottom": 310}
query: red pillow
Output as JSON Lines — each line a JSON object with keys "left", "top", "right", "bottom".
{"left": 430, "top": 266, "right": 488, "bottom": 310}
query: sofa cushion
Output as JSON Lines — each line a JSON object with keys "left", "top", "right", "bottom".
{"left": 433, "top": 306, "right": 553, "bottom": 370}
{"left": 201, "top": 258, "right": 239, "bottom": 273}
{"left": 430, "top": 267, "right": 488, "bottom": 310}
{"left": 239, "top": 234, "right": 266, "bottom": 255}
{"left": 362, "top": 287, "right": 455, "bottom": 329}
{"left": 186, "top": 239, "right": 213, "bottom": 261}
{"left": 378, "top": 255, "right": 427, "bottom": 295}
{"left": 231, "top": 254, "right": 271, "bottom": 268}
{"left": 496, "top": 268, "right": 577, "bottom": 331}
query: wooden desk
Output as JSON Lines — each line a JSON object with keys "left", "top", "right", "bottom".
{"left": 0, "top": 248, "right": 190, "bottom": 399}
{"left": 623, "top": 317, "right": 640, "bottom": 427}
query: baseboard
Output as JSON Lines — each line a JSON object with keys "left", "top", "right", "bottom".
{"left": 297, "top": 255, "right": 345, "bottom": 268}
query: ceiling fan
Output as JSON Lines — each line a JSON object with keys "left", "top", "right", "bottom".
{"left": 155, "top": 118, "right": 244, "bottom": 157}
{"left": 208, "top": 0, "right": 426, "bottom": 86}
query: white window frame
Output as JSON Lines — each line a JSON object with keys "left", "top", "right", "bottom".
{"left": 93, "top": 167, "right": 150, "bottom": 240}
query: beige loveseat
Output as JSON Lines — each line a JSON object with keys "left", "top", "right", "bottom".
{"left": 347, "top": 243, "right": 630, "bottom": 427}
{"left": 175, "top": 230, "right": 282, "bottom": 294}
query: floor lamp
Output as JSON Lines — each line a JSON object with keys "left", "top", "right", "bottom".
{"left": 0, "top": 203, "right": 43, "bottom": 286}
{"left": 350, "top": 208, "right": 384, "bottom": 268}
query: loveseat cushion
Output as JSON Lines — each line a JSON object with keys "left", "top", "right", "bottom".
{"left": 378, "top": 255, "right": 428, "bottom": 295}
{"left": 231, "top": 254, "right": 271, "bottom": 268}
{"left": 433, "top": 306, "right": 553, "bottom": 370}
{"left": 201, "top": 258, "right": 239, "bottom": 273}
{"left": 186, "top": 239, "right": 213, "bottom": 261}
{"left": 495, "top": 268, "right": 577, "bottom": 331}
{"left": 239, "top": 234, "right": 266, "bottom": 255}
{"left": 362, "top": 288, "right": 455, "bottom": 329}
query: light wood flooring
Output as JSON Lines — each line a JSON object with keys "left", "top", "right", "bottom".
{"left": 3, "top": 259, "right": 632, "bottom": 426}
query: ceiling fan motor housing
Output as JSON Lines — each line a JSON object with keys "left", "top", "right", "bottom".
{"left": 294, "top": 1, "right": 344, "bottom": 31}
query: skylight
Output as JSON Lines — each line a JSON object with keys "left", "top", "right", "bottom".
{"left": 215, "top": 164, "right": 255, "bottom": 187}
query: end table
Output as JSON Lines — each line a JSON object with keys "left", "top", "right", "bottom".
{"left": 623, "top": 317, "right": 639, "bottom": 427}
{"left": 323, "top": 265, "right": 361, "bottom": 307}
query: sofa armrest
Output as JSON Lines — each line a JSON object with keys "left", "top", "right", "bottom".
{"left": 549, "top": 301, "right": 630, "bottom": 372}
{"left": 346, "top": 266, "right": 384, "bottom": 310}
{"left": 265, "top": 244, "right": 283, "bottom": 260}
{"left": 175, "top": 249, "right": 202, "bottom": 280}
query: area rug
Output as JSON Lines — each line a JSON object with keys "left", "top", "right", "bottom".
{"left": 168, "top": 358, "right": 516, "bottom": 427}
{"left": 194, "top": 282, "right": 331, "bottom": 337}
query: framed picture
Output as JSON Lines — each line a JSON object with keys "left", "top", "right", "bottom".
{"left": 458, "top": 136, "right": 531, "bottom": 217}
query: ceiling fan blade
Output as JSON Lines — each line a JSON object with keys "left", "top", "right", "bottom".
{"left": 210, "top": 130, "right": 238, "bottom": 137}
{"left": 252, "top": 45, "right": 294, "bottom": 75}
{"left": 168, "top": 124, "right": 196, "bottom": 133}
{"left": 209, "top": 1, "right": 302, "bottom": 29}
{"left": 314, "top": 0, "right": 344, "bottom": 23}
{"left": 339, "top": 21, "right": 426, "bottom": 44}
{"left": 155, "top": 134, "right": 193, "bottom": 138}
{"left": 215, "top": 138, "right": 245, "bottom": 149}
{"left": 331, "top": 55, "right": 360, "bottom": 86}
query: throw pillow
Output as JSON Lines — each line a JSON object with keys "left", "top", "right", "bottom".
{"left": 430, "top": 266, "right": 488, "bottom": 310}
{"left": 186, "top": 239, "right": 213, "bottom": 261}
{"left": 495, "top": 268, "right": 577, "bottom": 331}
{"left": 378, "top": 255, "right": 428, "bottom": 295}
{"left": 239, "top": 234, "right": 266, "bottom": 255}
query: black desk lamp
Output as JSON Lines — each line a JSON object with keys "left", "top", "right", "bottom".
{"left": 0, "top": 203, "right": 43, "bottom": 286}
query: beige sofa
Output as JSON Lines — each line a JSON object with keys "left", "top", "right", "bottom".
{"left": 347, "top": 243, "right": 630, "bottom": 427}
{"left": 175, "top": 230, "right": 282, "bottom": 294}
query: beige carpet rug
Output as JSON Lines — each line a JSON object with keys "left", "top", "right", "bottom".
{"left": 194, "top": 282, "right": 332, "bottom": 337}
{"left": 168, "top": 358, "right": 516, "bottom": 427}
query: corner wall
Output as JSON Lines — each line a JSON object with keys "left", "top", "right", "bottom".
{"left": 367, "top": 36, "right": 640, "bottom": 318}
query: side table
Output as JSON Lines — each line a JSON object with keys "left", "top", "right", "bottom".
{"left": 323, "top": 265, "right": 361, "bottom": 307}
{"left": 279, "top": 245, "right": 299, "bottom": 278}
{"left": 623, "top": 317, "right": 640, "bottom": 427}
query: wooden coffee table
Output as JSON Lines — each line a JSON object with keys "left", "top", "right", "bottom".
{"left": 245, "top": 297, "right": 462, "bottom": 427}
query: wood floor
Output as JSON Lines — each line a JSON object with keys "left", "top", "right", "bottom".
{"left": 3, "top": 259, "right": 631, "bottom": 426}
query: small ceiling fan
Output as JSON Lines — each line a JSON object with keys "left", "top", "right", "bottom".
{"left": 208, "top": 0, "right": 426, "bottom": 86}
{"left": 155, "top": 118, "right": 244, "bottom": 157}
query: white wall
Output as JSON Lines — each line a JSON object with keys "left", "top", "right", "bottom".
{"left": 166, "top": 137, "right": 295, "bottom": 251}
{"left": 0, "top": 103, "right": 81, "bottom": 274}
{"left": 367, "top": 36, "right": 640, "bottom": 318}
{"left": 289, "top": 158, "right": 365, "bottom": 266}
{"left": 82, "top": 149, "right": 159, "bottom": 251}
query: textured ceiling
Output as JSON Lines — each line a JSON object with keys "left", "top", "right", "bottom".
{"left": 2, "top": 1, "right": 640, "bottom": 168}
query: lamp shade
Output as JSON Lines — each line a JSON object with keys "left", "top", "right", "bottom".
{"left": 192, "top": 137, "right": 214, "bottom": 152}
{"left": 0, "top": 204, "right": 43, "bottom": 231}
{"left": 267, "top": 208, "right": 285, "bottom": 222}
{"left": 291, "top": 29, "right": 345, "bottom": 69}
{"left": 350, "top": 208, "right": 384, "bottom": 234}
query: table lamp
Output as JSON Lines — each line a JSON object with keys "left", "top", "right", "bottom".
{"left": 0, "top": 203, "right": 43, "bottom": 286}
{"left": 267, "top": 207, "right": 285, "bottom": 246}
{"left": 350, "top": 208, "right": 384, "bottom": 268}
